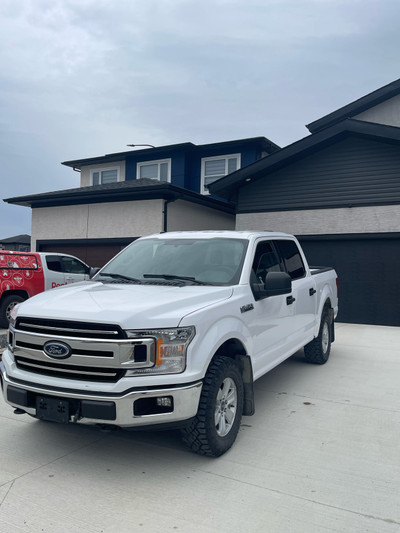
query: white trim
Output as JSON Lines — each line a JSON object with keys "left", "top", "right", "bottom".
{"left": 136, "top": 158, "right": 172, "bottom": 182}
{"left": 200, "top": 153, "right": 241, "bottom": 194}
{"left": 90, "top": 166, "right": 121, "bottom": 185}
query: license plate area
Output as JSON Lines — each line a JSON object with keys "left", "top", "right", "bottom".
{"left": 36, "top": 396, "right": 70, "bottom": 423}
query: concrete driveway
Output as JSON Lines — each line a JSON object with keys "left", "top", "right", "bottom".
{"left": 0, "top": 323, "right": 399, "bottom": 533}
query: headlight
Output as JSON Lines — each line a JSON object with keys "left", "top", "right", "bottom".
{"left": 9, "top": 303, "right": 20, "bottom": 328}
{"left": 125, "top": 327, "right": 195, "bottom": 375}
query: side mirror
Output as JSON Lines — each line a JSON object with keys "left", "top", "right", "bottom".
{"left": 252, "top": 271, "right": 292, "bottom": 300}
{"left": 89, "top": 267, "right": 100, "bottom": 279}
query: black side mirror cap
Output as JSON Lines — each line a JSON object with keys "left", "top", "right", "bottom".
{"left": 89, "top": 267, "right": 100, "bottom": 279}
{"left": 252, "top": 271, "right": 292, "bottom": 300}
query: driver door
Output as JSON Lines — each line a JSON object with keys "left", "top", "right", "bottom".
{"left": 243, "top": 240, "right": 296, "bottom": 380}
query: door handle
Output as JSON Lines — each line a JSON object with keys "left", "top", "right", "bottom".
{"left": 286, "top": 295, "right": 296, "bottom": 305}
{"left": 309, "top": 288, "right": 317, "bottom": 296}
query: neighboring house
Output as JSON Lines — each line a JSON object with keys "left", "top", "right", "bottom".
{"left": 63, "top": 136, "right": 279, "bottom": 195}
{"left": 0, "top": 234, "right": 31, "bottom": 252}
{"left": 4, "top": 137, "right": 279, "bottom": 266}
{"left": 210, "top": 78, "right": 400, "bottom": 327}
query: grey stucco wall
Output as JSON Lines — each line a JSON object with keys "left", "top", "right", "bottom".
{"left": 31, "top": 200, "right": 164, "bottom": 249}
{"left": 236, "top": 205, "right": 400, "bottom": 235}
{"left": 167, "top": 200, "right": 235, "bottom": 231}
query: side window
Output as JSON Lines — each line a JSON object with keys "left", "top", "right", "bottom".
{"left": 46, "top": 256, "right": 64, "bottom": 273}
{"left": 251, "top": 241, "right": 282, "bottom": 283}
{"left": 274, "top": 240, "right": 306, "bottom": 280}
{"left": 60, "top": 257, "right": 89, "bottom": 275}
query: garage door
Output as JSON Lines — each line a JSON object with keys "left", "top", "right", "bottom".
{"left": 38, "top": 243, "right": 126, "bottom": 268}
{"left": 299, "top": 235, "right": 400, "bottom": 327}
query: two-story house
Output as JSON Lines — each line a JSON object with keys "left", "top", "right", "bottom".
{"left": 209, "top": 78, "right": 400, "bottom": 327}
{"left": 5, "top": 137, "right": 279, "bottom": 266}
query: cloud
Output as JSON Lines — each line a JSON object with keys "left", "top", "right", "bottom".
{"left": 1, "top": 0, "right": 400, "bottom": 238}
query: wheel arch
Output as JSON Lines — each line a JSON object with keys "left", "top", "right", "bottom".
{"left": 210, "top": 337, "right": 255, "bottom": 416}
{"left": 0, "top": 289, "right": 30, "bottom": 303}
{"left": 318, "top": 297, "right": 335, "bottom": 343}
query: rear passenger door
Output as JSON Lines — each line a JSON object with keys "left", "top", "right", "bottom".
{"left": 274, "top": 240, "right": 317, "bottom": 344}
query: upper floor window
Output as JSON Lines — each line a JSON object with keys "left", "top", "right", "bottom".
{"left": 137, "top": 159, "right": 171, "bottom": 182}
{"left": 91, "top": 167, "right": 120, "bottom": 186}
{"left": 201, "top": 154, "right": 241, "bottom": 194}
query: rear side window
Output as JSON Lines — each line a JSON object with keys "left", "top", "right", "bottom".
{"left": 274, "top": 240, "right": 306, "bottom": 280}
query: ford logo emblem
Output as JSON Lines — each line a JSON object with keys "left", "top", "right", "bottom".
{"left": 43, "top": 341, "right": 72, "bottom": 359}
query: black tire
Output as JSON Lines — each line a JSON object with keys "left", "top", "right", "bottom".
{"left": 0, "top": 294, "right": 25, "bottom": 329}
{"left": 304, "top": 309, "right": 331, "bottom": 364}
{"left": 181, "top": 356, "right": 244, "bottom": 457}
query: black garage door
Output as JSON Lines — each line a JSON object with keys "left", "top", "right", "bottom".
{"left": 299, "top": 235, "right": 400, "bottom": 327}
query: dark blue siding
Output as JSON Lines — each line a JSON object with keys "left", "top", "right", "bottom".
{"left": 124, "top": 143, "right": 265, "bottom": 194}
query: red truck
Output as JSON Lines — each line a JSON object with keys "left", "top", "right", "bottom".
{"left": 0, "top": 251, "right": 91, "bottom": 328}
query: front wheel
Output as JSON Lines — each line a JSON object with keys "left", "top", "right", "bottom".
{"left": 304, "top": 310, "right": 331, "bottom": 364}
{"left": 181, "top": 356, "right": 244, "bottom": 457}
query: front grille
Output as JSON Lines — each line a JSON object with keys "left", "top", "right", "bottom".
{"left": 16, "top": 340, "right": 114, "bottom": 358}
{"left": 16, "top": 317, "right": 126, "bottom": 340}
{"left": 15, "top": 356, "right": 125, "bottom": 382}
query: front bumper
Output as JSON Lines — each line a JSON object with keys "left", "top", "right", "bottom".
{"left": 0, "top": 361, "right": 202, "bottom": 428}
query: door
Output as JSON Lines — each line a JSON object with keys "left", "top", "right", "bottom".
{"left": 274, "top": 239, "right": 317, "bottom": 343}
{"left": 299, "top": 235, "right": 400, "bottom": 326}
{"left": 244, "top": 240, "right": 296, "bottom": 380}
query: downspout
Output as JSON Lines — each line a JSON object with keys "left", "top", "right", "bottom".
{"left": 163, "top": 194, "right": 182, "bottom": 232}
{"left": 163, "top": 197, "right": 174, "bottom": 233}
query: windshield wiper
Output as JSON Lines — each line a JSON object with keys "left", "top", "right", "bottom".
{"left": 99, "top": 272, "right": 142, "bottom": 283}
{"left": 143, "top": 274, "right": 210, "bottom": 285}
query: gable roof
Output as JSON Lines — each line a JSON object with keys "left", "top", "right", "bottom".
{"left": 208, "top": 119, "right": 400, "bottom": 200}
{"left": 0, "top": 234, "right": 31, "bottom": 244}
{"left": 62, "top": 137, "right": 280, "bottom": 169}
{"left": 306, "top": 78, "right": 400, "bottom": 134}
{"left": 4, "top": 178, "right": 235, "bottom": 214}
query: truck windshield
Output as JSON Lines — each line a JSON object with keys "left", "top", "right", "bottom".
{"left": 98, "top": 237, "right": 248, "bottom": 286}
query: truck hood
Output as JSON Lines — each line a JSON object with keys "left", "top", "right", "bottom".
{"left": 16, "top": 281, "right": 234, "bottom": 329}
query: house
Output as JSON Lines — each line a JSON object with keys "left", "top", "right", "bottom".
{"left": 4, "top": 137, "right": 279, "bottom": 266}
{"left": 209, "top": 78, "right": 400, "bottom": 327}
{"left": 0, "top": 234, "right": 31, "bottom": 252}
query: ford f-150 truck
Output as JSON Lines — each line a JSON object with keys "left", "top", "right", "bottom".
{"left": 0, "top": 251, "right": 92, "bottom": 328}
{"left": 1, "top": 231, "right": 338, "bottom": 456}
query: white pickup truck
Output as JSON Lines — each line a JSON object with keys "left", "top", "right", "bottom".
{"left": 1, "top": 231, "right": 338, "bottom": 456}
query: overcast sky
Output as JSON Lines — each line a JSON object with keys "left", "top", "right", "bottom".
{"left": 1, "top": 0, "right": 400, "bottom": 239}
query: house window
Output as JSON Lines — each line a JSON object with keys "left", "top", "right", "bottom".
{"left": 201, "top": 154, "right": 241, "bottom": 194}
{"left": 137, "top": 159, "right": 171, "bottom": 182}
{"left": 91, "top": 167, "right": 120, "bottom": 185}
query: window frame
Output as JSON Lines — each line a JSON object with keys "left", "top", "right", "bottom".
{"left": 200, "top": 153, "right": 241, "bottom": 194}
{"left": 136, "top": 158, "right": 172, "bottom": 183}
{"left": 90, "top": 166, "right": 121, "bottom": 186}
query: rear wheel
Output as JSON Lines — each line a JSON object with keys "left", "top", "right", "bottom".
{"left": 0, "top": 294, "right": 25, "bottom": 328}
{"left": 304, "top": 309, "right": 331, "bottom": 364}
{"left": 181, "top": 356, "right": 244, "bottom": 457}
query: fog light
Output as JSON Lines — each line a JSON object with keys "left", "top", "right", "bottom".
{"left": 157, "top": 396, "right": 172, "bottom": 408}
